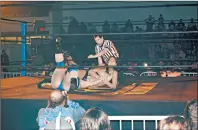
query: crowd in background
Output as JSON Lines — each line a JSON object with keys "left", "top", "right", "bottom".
{"left": 66, "top": 14, "right": 197, "bottom": 33}
{"left": 1, "top": 15, "right": 197, "bottom": 73}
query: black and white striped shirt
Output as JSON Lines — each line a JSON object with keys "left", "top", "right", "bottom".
{"left": 95, "top": 40, "right": 119, "bottom": 63}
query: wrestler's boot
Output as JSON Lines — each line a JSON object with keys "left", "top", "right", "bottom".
{"left": 55, "top": 53, "right": 65, "bottom": 68}
{"left": 37, "top": 78, "right": 51, "bottom": 88}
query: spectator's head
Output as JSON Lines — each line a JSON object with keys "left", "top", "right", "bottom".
{"left": 190, "top": 18, "right": 194, "bottom": 22}
{"left": 149, "top": 15, "right": 152, "bottom": 18}
{"left": 158, "top": 116, "right": 187, "bottom": 130}
{"left": 160, "top": 14, "right": 162, "bottom": 17}
{"left": 48, "top": 90, "right": 67, "bottom": 108}
{"left": 93, "top": 34, "right": 104, "bottom": 46}
{"left": 180, "top": 19, "right": 183, "bottom": 22}
{"left": 184, "top": 99, "right": 197, "bottom": 130}
{"left": 104, "top": 21, "right": 108, "bottom": 24}
{"left": 80, "top": 107, "right": 111, "bottom": 130}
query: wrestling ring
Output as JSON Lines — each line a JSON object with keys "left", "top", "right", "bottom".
{"left": 1, "top": 59, "right": 197, "bottom": 99}
{"left": 1, "top": 16, "right": 198, "bottom": 130}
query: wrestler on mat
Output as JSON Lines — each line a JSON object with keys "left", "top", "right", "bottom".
{"left": 37, "top": 56, "right": 118, "bottom": 91}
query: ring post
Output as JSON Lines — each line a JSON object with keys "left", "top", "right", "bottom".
{"left": 21, "top": 22, "right": 27, "bottom": 76}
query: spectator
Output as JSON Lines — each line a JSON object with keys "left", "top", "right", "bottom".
{"left": 68, "top": 18, "right": 79, "bottom": 34}
{"left": 178, "top": 49, "right": 186, "bottom": 59}
{"left": 163, "top": 44, "right": 170, "bottom": 59}
{"left": 157, "top": 14, "right": 165, "bottom": 32}
{"left": 158, "top": 14, "right": 164, "bottom": 23}
{"left": 168, "top": 20, "right": 176, "bottom": 31}
{"left": 154, "top": 44, "right": 162, "bottom": 59}
{"left": 111, "top": 22, "right": 119, "bottom": 33}
{"left": 79, "top": 22, "right": 87, "bottom": 33}
{"left": 1, "top": 50, "right": 9, "bottom": 72}
{"left": 145, "top": 15, "right": 155, "bottom": 31}
{"left": 36, "top": 90, "right": 85, "bottom": 129}
{"left": 184, "top": 99, "right": 197, "bottom": 130}
{"left": 80, "top": 107, "right": 111, "bottom": 130}
{"left": 87, "top": 23, "right": 97, "bottom": 33}
{"left": 135, "top": 26, "right": 143, "bottom": 32}
{"left": 119, "top": 27, "right": 125, "bottom": 33}
{"left": 187, "top": 18, "right": 197, "bottom": 31}
{"left": 177, "top": 19, "right": 186, "bottom": 31}
{"left": 125, "top": 19, "right": 133, "bottom": 32}
{"left": 102, "top": 21, "right": 111, "bottom": 33}
{"left": 111, "top": 22, "right": 119, "bottom": 39}
{"left": 158, "top": 116, "right": 188, "bottom": 130}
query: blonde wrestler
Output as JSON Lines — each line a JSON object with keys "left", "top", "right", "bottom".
{"left": 38, "top": 53, "right": 80, "bottom": 92}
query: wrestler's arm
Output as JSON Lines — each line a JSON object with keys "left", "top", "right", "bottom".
{"left": 104, "top": 71, "right": 118, "bottom": 89}
{"left": 94, "top": 48, "right": 109, "bottom": 58}
{"left": 98, "top": 56, "right": 104, "bottom": 66}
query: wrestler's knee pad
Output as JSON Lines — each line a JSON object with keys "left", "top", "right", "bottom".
{"left": 57, "top": 81, "right": 65, "bottom": 91}
{"left": 70, "top": 77, "right": 80, "bottom": 91}
{"left": 55, "top": 53, "right": 65, "bottom": 67}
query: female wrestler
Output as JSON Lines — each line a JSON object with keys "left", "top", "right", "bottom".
{"left": 37, "top": 53, "right": 80, "bottom": 92}
{"left": 79, "top": 56, "right": 118, "bottom": 89}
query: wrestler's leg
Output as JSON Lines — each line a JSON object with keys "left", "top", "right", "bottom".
{"left": 63, "top": 70, "right": 87, "bottom": 91}
{"left": 62, "top": 72, "right": 71, "bottom": 92}
{"left": 62, "top": 70, "right": 80, "bottom": 91}
{"left": 78, "top": 70, "right": 87, "bottom": 79}
{"left": 51, "top": 53, "right": 67, "bottom": 90}
{"left": 79, "top": 80, "right": 91, "bottom": 89}
{"left": 79, "top": 77, "right": 102, "bottom": 89}
{"left": 88, "top": 68, "right": 105, "bottom": 79}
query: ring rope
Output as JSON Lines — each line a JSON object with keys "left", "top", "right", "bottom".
{"left": 50, "top": 31, "right": 198, "bottom": 36}
{"left": 1, "top": 65, "right": 197, "bottom": 69}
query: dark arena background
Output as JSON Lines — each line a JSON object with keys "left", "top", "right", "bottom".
{"left": 1, "top": 1, "right": 198, "bottom": 130}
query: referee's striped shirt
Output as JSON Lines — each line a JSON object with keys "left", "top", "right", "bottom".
{"left": 95, "top": 40, "right": 119, "bottom": 63}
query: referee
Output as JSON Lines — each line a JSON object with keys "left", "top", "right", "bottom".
{"left": 88, "top": 34, "right": 119, "bottom": 79}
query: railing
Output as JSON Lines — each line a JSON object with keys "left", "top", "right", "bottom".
{"left": 1, "top": 72, "right": 43, "bottom": 78}
{"left": 140, "top": 72, "right": 157, "bottom": 76}
{"left": 124, "top": 72, "right": 135, "bottom": 76}
{"left": 109, "top": 115, "right": 169, "bottom": 130}
{"left": 181, "top": 72, "right": 198, "bottom": 76}
{"left": 123, "top": 71, "right": 198, "bottom": 77}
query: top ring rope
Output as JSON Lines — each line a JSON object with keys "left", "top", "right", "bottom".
{"left": 38, "top": 31, "right": 198, "bottom": 36}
